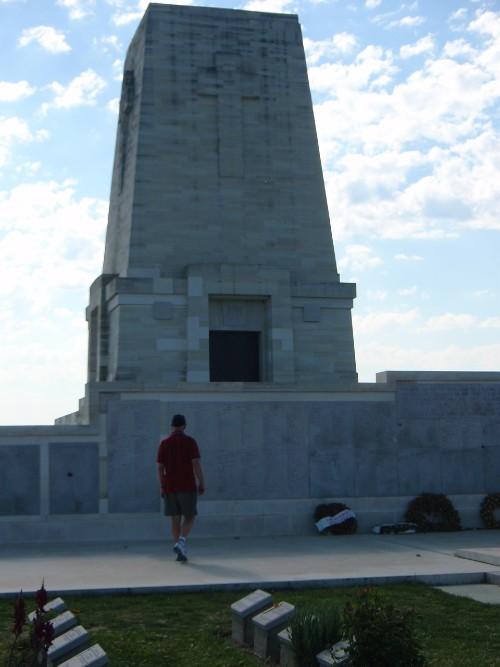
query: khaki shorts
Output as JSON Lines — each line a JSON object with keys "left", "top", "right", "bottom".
{"left": 163, "top": 492, "right": 198, "bottom": 517}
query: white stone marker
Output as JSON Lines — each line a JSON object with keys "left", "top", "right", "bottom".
{"left": 51, "top": 611, "right": 78, "bottom": 637}
{"left": 231, "top": 588, "right": 273, "bottom": 645}
{"left": 58, "top": 644, "right": 108, "bottom": 667}
{"left": 28, "top": 597, "right": 67, "bottom": 622}
{"left": 252, "top": 601, "right": 295, "bottom": 662}
{"left": 277, "top": 627, "right": 299, "bottom": 667}
{"left": 47, "top": 625, "right": 89, "bottom": 664}
{"left": 317, "top": 639, "right": 350, "bottom": 666}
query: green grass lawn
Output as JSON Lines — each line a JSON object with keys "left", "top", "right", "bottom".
{"left": 1, "top": 584, "right": 500, "bottom": 666}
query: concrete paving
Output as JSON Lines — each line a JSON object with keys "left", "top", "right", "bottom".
{"left": 1, "top": 530, "right": 500, "bottom": 598}
{"left": 436, "top": 583, "right": 500, "bottom": 604}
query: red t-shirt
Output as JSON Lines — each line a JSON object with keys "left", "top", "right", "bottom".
{"left": 156, "top": 431, "right": 200, "bottom": 494}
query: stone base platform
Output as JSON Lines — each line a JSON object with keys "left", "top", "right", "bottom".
{"left": 0, "top": 494, "right": 487, "bottom": 544}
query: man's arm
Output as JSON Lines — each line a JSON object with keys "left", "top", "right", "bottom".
{"left": 192, "top": 458, "right": 205, "bottom": 495}
{"left": 157, "top": 463, "right": 165, "bottom": 495}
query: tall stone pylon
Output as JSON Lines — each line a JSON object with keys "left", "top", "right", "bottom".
{"left": 87, "top": 3, "right": 357, "bottom": 391}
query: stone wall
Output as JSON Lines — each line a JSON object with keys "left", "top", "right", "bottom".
{"left": 2, "top": 373, "right": 499, "bottom": 542}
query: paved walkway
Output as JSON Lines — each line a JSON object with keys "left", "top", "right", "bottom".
{"left": 2, "top": 531, "right": 500, "bottom": 598}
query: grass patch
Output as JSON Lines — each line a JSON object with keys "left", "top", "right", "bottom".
{"left": 1, "top": 584, "right": 500, "bottom": 666}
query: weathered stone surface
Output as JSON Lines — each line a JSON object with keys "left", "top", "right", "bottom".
{"left": 29, "top": 597, "right": 67, "bottom": 622}
{"left": 58, "top": 644, "right": 108, "bottom": 667}
{"left": 231, "top": 589, "right": 272, "bottom": 645}
{"left": 278, "top": 627, "right": 299, "bottom": 667}
{"left": 47, "top": 625, "right": 89, "bottom": 663}
{"left": 51, "top": 610, "right": 78, "bottom": 637}
{"left": 252, "top": 601, "right": 295, "bottom": 661}
{"left": 0, "top": 445, "right": 39, "bottom": 515}
{"left": 49, "top": 443, "right": 99, "bottom": 514}
{"left": 317, "top": 640, "right": 350, "bottom": 666}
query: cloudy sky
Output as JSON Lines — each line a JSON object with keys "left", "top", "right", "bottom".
{"left": 1, "top": 0, "right": 499, "bottom": 424}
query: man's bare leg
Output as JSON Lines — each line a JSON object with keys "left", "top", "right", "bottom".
{"left": 170, "top": 515, "right": 181, "bottom": 542}
{"left": 181, "top": 514, "right": 195, "bottom": 539}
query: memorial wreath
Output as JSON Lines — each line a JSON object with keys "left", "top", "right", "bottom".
{"left": 480, "top": 493, "right": 500, "bottom": 529}
{"left": 314, "top": 502, "right": 357, "bottom": 535}
{"left": 404, "top": 493, "right": 461, "bottom": 532}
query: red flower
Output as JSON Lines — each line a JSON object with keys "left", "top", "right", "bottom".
{"left": 12, "top": 591, "right": 26, "bottom": 638}
{"left": 35, "top": 581, "right": 48, "bottom": 611}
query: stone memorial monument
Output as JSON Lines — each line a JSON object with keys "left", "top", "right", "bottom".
{"left": 1, "top": 3, "right": 499, "bottom": 543}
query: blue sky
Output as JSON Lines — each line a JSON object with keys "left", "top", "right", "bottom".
{"left": 1, "top": 0, "right": 499, "bottom": 424}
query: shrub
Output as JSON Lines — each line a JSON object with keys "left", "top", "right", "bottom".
{"left": 480, "top": 493, "right": 500, "bottom": 529}
{"left": 289, "top": 601, "right": 342, "bottom": 667}
{"left": 343, "top": 588, "right": 427, "bottom": 667}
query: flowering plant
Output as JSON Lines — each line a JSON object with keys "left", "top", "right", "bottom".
{"left": 5, "top": 582, "right": 54, "bottom": 667}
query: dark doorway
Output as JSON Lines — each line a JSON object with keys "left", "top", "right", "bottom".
{"left": 209, "top": 331, "right": 260, "bottom": 382}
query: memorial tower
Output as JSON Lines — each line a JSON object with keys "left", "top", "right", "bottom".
{"left": 87, "top": 3, "right": 357, "bottom": 390}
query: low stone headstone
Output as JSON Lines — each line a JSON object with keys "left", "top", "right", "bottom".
{"left": 47, "top": 625, "right": 89, "bottom": 665}
{"left": 51, "top": 611, "right": 78, "bottom": 637}
{"left": 277, "top": 626, "right": 299, "bottom": 667}
{"left": 58, "top": 644, "right": 108, "bottom": 667}
{"left": 230, "top": 588, "right": 273, "bottom": 645}
{"left": 317, "top": 639, "right": 350, "bottom": 666}
{"left": 28, "top": 597, "right": 67, "bottom": 622}
{"left": 252, "top": 601, "right": 295, "bottom": 662}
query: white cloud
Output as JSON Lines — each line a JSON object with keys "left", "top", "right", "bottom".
{"left": 442, "top": 38, "right": 477, "bottom": 59}
{"left": 112, "top": 0, "right": 193, "bottom": 26}
{"left": 312, "top": 10, "right": 500, "bottom": 240}
{"left": 0, "top": 116, "right": 47, "bottom": 168}
{"left": 42, "top": 69, "right": 107, "bottom": 113}
{"left": 387, "top": 15, "right": 425, "bottom": 29}
{"left": 0, "top": 80, "right": 35, "bottom": 102}
{"left": 15, "top": 160, "right": 42, "bottom": 175}
{"left": 366, "top": 289, "right": 388, "bottom": 301}
{"left": 468, "top": 10, "right": 500, "bottom": 39}
{"left": 106, "top": 97, "right": 119, "bottom": 113}
{"left": 400, "top": 34, "right": 434, "bottom": 59}
{"left": 394, "top": 254, "right": 424, "bottom": 261}
{"left": 397, "top": 286, "right": 418, "bottom": 296}
{"left": 353, "top": 308, "right": 419, "bottom": 333}
{"left": 243, "top": 0, "right": 295, "bottom": 12}
{"left": 112, "top": 58, "right": 124, "bottom": 81}
{"left": 450, "top": 8, "right": 468, "bottom": 23}
{"left": 423, "top": 313, "right": 475, "bottom": 331}
{"left": 419, "top": 313, "right": 500, "bottom": 332}
{"left": 365, "top": 0, "right": 382, "bottom": 8}
{"left": 98, "top": 35, "right": 123, "bottom": 53}
{"left": 304, "top": 33, "right": 358, "bottom": 65}
{"left": 0, "top": 178, "right": 106, "bottom": 424}
{"left": 356, "top": 341, "right": 500, "bottom": 381}
{"left": 112, "top": 11, "right": 142, "bottom": 26}
{"left": 18, "top": 26, "right": 71, "bottom": 54}
{"left": 0, "top": 179, "right": 107, "bottom": 309}
{"left": 338, "top": 244, "right": 383, "bottom": 273}
{"left": 57, "top": 0, "right": 95, "bottom": 20}
{"left": 308, "top": 44, "right": 398, "bottom": 94}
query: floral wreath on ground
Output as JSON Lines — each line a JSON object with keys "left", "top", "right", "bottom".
{"left": 480, "top": 493, "right": 500, "bottom": 529}
{"left": 404, "top": 493, "right": 461, "bottom": 532}
{"left": 314, "top": 502, "right": 358, "bottom": 535}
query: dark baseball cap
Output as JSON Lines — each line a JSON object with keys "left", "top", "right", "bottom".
{"left": 171, "top": 414, "right": 186, "bottom": 427}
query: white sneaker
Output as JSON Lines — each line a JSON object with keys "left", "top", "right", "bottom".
{"left": 173, "top": 540, "right": 187, "bottom": 562}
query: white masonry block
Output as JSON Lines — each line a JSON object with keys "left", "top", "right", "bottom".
{"left": 58, "top": 644, "right": 108, "bottom": 667}
{"left": 252, "top": 601, "right": 295, "bottom": 662}
{"left": 231, "top": 588, "right": 273, "bottom": 645}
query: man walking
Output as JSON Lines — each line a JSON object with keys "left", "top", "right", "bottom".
{"left": 157, "top": 414, "right": 205, "bottom": 562}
